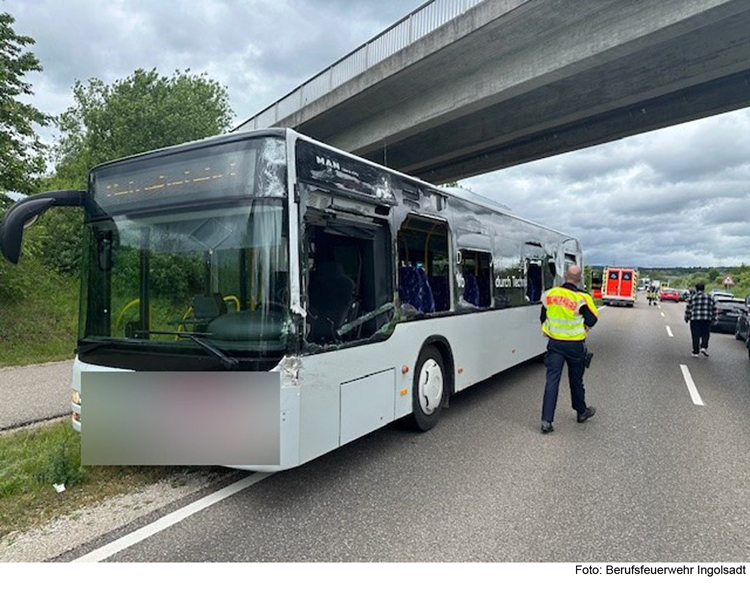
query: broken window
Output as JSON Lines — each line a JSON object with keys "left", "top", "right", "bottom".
{"left": 459, "top": 249, "right": 492, "bottom": 308}
{"left": 564, "top": 253, "right": 577, "bottom": 273}
{"left": 526, "top": 259, "right": 543, "bottom": 303}
{"left": 303, "top": 211, "right": 392, "bottom": 345}
{"left": 544, "top": 255, "right": 556, "bottom": 290}
{"left": 397, "top": 216, "right": 451, "bottom": 314}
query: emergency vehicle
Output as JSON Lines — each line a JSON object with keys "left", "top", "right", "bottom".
{"left": 602, "top": 267, "right": 638, "bottom": 307}
{"left": 590, "top": 269, "right": 603, "bottom": 300}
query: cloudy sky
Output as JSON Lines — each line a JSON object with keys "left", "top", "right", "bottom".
{"left": 6, "top": 0, "right": 750, "bottom": 267}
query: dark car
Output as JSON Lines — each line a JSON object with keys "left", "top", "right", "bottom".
{"left": 734, "top": 296, "right": 750, "bottom": 361}
{"left": 735, "top": 306, "right": 750, "bottom": 341}
{"left": 712, "top": 296, "right": 746, "bottom": 333}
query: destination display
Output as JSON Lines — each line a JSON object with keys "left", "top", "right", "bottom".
{"left": 91, "top": 137, "right": 287, "bottom": 216}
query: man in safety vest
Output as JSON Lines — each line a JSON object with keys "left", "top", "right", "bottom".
{"left": 539, "top": 265, "right": 598, "bottom": 434}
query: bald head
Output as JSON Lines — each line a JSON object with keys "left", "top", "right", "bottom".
{"left": 565, "top": 265, "right": 582, "bottom": 284}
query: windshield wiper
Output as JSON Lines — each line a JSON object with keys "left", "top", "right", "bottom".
{"left": 134, "top": 330, "right": 240, "bottom": 369}
{"left": 77, "top": 340, "right": 113, "bottom": 356}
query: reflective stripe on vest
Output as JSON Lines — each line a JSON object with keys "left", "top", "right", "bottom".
{"left": 542, "top": 287, "right": 588, "bottom": 341}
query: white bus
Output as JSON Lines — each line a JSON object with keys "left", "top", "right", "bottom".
{"left": 0, "top": 128, "right": 581, "bottom": 471}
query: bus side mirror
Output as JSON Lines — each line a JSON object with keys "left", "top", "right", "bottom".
{"left": 0, "top": 190, "right": 85, "bottom": 264}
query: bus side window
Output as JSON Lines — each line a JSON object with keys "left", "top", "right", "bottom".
{"left": 544, "top": 255, "right": 556, "bottom": 289}
{"left": 397, "top": 216, "right": 451, "bottom": 314}
{"left": 493, "top": 256, "right": 524, "bottom": 309}
{"left": 526, "top": 259, "right": 543, "bottom": 303}
{"left": 459, "top": 250, "right": 492, "bottom": 308}
{"left": 303, "top": 217, "right": 392, "bottom": 345}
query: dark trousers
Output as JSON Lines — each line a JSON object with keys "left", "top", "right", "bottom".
{"left": 690, "top": 320, "right": 711, "bottom": 354}
{"left": 542, "top": 339, "right": 587, "bottom": 423}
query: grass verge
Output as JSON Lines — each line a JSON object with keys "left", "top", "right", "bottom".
{"left": 0, "top": 258, "right": 79, "bottom": 368}
{"left": 0, "top": 419, "right": 223, "bottom": 540}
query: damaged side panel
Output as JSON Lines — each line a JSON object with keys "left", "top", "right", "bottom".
{"left": 292, "top": 137, "right": 581, "bottom": 354}
{"left": 277, "top": 132, "right": 582, "bottom": 466}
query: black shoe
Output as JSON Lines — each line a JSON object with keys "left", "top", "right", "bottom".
{"left": 541, "top": 421, "right": 554, "bottom": 434}
{"left": 577, "top": 406, "right": 596, "bottom": 423}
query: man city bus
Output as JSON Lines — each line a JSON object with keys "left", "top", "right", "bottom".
{"left": 0, "top": 129, "right": 582, "bottom": 471}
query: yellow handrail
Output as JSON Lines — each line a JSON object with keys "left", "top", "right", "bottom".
{"left": 224, "top": 295, "right": 240, "bottom": 312}
{"left": 114, "top": 299, "right": 140, "bottom": 335}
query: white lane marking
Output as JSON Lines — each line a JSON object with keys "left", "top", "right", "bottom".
{"left": 680, "top": 364, "right": 704, "bottom": 407}
{"left": 73, "top": 472, "right": 272, "bottom": 562}
{"left": 660, "top": 312, "right": 665, "bottom": 317}
{"left": 666, "top": 326, "right": 674, "bottom": 337}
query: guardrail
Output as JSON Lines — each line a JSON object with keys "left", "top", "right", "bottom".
{"left": 238, "top": 0, "right": 483, "bottom": 130}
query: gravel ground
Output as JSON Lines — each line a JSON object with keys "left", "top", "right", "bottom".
{"left": 0, "top": 470, "right": 227, "bottom": 562}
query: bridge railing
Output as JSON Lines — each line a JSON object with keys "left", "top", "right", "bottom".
{"left": 239, "top": 0, "right": 483, "bottom": 131}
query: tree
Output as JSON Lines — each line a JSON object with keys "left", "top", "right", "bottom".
{"left": 0, "top": 12, "right": 49, "bottom": 196}
{"left": 35, "top": 68, "right": 234, "bottom": 276}
{"left": 53, "top": 68, "right": 234, "bottom": 187}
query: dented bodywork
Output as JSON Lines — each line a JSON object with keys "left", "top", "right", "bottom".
{"left": 291, "top": 131, "right": 581, "bottom": 356}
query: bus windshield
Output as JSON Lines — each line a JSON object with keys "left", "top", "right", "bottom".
{"left": 79, "top": 136, "right": 292, "bottom": 362}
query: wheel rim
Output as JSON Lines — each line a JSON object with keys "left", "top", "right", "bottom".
{"left": 418, "top": 359, "right": 443, "bottom": 415}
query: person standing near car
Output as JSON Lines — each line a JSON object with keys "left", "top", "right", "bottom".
{"left": 539, "top": 265, "right": 598, "bottom": 434}
{"left": 684, "top": 282, "right": 716, "bottom": 357}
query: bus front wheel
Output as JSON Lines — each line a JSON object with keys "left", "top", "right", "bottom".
{"left": 411, "top": 345, "right": 446, "bottom": 431}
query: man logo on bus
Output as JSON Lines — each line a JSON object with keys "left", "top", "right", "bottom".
{"left": 315, "top": 155, "right": 341, "bottom": 171}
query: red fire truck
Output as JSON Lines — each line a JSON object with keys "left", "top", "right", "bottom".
{"left": 602, "top": 267, "right": 637, "bottom": 307}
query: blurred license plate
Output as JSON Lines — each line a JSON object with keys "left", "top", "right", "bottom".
{"left": 81, "top": 372, "right": 281, "bottom": 465}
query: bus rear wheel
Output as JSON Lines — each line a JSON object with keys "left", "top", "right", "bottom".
{"left": 411, "top": 345, "right": 446, "bottom": 431}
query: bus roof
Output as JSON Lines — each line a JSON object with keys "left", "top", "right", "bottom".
{"left": 89, "top": 127, "right": 578, "bottom": 244}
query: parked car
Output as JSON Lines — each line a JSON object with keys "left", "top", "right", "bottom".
{"left": 735, "top": 307, "right": 750, "bottom": 341}
{"left": 710, "top": 290, "right": 735, "bottom": 298}
{"left": 679, "top": 289, "right": 690, "bottom": 301}
{"left": 712, "top": 296, "right": 746, "bottom": 333}
{"left": 734, "top": 296, "right": 750, "bottom": 362}
{"left": 659, "top": 288, "right": 681, "bottom": 302}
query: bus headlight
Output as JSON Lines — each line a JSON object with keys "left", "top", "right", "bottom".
{"left": 71, "top": 389, "right": 82, "bottom": 428}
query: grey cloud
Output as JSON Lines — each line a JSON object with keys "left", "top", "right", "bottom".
{"left": 5, "top": 0, "right": 749, "bottom": 267}
{"left": 465, "top": 109, "right": 750, "bottom": 267}
{"left": 6, "top": 0, "right": 413, "bottom": 121}
{"left": 701, "top": 198, "right": 750, "bottom": 225}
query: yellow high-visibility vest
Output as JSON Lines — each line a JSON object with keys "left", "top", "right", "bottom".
{"left": 580, "top": 291, "right": 599, "bottom": 319}
{"left": 542, "top": 286, "right": 597, "bottom": 341}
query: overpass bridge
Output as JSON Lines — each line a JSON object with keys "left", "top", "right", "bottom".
{"left": 234, "top": 0, "right": 750, "bottom": 184}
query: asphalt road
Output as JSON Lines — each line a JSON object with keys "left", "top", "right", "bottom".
{"left": 0, "top": 360, "right": 73, "bottom": 430}
{"left": 60, "top": 299, "right": 750, "bottom": 562}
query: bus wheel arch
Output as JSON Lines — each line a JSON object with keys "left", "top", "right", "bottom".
{"left": 410, "top": 337, "right": 454, "bottom": 431}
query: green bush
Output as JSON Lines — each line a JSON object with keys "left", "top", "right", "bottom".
{"left": 34, "top": 434, "right": 86, "bottom": 488}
